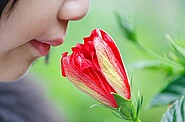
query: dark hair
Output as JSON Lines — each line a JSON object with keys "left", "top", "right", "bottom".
{"left": 0, "top": 0, "right": 17, "bottom": 18}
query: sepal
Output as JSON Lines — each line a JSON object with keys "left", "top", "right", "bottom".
{"left": 113, "top": 93, "right": 136, "bottom": 120}
{"left": 112, "top": 92, "right": 143, "bottom": 122}
{"left": 136, "top": 90, "right": 143, "bottom": 117}
{"left": 90, "top": 92, "right": 143, "bottom": 122}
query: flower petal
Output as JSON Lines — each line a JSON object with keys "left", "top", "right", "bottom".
{"left": 61, "top": 52, "right": 68, "bottom": 77}
{"left": 62, "top": 52, "right": 118, "bottom": 108}
{"left": 93, "top": 29, "right": 131, "bottom": 100}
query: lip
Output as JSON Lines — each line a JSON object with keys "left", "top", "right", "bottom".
{"left": 39, "top": 38, "right": 64, "bottom": 47}
{"left": 30, "top": 38, "right": 64, "bottom": 56}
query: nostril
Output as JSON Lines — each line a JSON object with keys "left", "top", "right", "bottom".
{"left": 58, "top": 0, "right": 90, "bottom": 21}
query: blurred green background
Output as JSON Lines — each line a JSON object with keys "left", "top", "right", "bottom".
{"left": 30, "top": 0, "right": 185, "bottom": 122}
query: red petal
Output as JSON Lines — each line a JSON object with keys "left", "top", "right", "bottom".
{"left": 93, "top": 29, "right": 131, "bottom": 99}
{"left": 63, "top": 53, "right": 117, "bottom": 107}
{"left": 61, "top": 52, "right": 68, "bottom": 77}
{"left": 100, "top": 29, "right": 126, "bottom": 75}
{"left": 82, "top": 68, "right": 118, "bottom": 108}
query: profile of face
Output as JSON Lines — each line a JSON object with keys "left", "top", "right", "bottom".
{"left": 0, "top": 0, "right": 89, "bottom": 81}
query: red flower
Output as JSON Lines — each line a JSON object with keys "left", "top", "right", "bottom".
{"left": 61, "top": 29, "right": 130, "bottom": 108}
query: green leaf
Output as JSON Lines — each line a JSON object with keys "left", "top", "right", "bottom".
{"left": 161, "top": 96, "right": 185, "bottom": 122}
{"left": 111, "top": 111, "right": 125, "bottom": 120}
{"left": 129, "top": 61, "right": 174, "bottom": 76}
{"left": 166, "top": 35, "right": 185, "bottom": 67}
{"left": 115, "top": 13, "right": 137, "bottom": 43}
{"left": 113, "top": 93, "right": 136, "bottom": 120}
{"left": 150, "top": 74, "right": 185, "bottom": 107}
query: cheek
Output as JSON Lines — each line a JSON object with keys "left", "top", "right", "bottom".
{"left": 0, "top": 1, "right": 34, "bottom": 52}
{"left": 27, "top": 13, "right": 52, "bottom": 38}
{"left": 27, "top": 0, "right": 63, "bottom": 38}
{"left": 0, "top": 12, "right": 31, "bottom": 53}
{"left": 0, "top": 3, "right": 55, "bottom": 52}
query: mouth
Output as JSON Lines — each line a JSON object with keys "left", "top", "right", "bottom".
{"left": 30, "top": 38, "right": 64, "bottom": 56}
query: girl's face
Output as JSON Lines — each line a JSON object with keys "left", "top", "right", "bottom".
{"left": 0, "top": 0, "right": 89, "bottom": 81}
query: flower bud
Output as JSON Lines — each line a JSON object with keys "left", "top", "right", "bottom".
{"left": 61, "top": 29, "right": 131, "bottom": 108}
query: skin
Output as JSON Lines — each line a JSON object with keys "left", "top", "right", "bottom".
{"left": 0, "top": 0, "right": 89, "bottom": 82}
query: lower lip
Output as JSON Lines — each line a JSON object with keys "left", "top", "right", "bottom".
{"left": 30, "top": 40, "right": 50, "bottom": 56}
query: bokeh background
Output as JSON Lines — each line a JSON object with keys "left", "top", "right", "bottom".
{"left": 30, "top": 0, "right": 185, "bottom": 122}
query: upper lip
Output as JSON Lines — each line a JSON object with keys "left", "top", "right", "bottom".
{"left": 37, "top": 38, "right": 64, "bottom": 47}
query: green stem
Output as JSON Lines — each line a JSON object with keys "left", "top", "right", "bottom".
{"left": 137, "top": 41, "right": 163, "bottom": 60}
{"left": 133, "top": 117, "right": 142, "bottom": 122}
{"left": 137, "top": 41, "right": 182, "bottom": 67}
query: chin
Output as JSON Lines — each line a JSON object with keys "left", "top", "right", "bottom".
{"left": 16, "top": 65, "right": 31, "bottom": 82}
{"left": 10, "top": 61, "right": 33, "bottom": 82}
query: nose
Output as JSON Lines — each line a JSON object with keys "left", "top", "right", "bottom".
{"left": 58, "top": 0, "right": 90, "bottom": 21}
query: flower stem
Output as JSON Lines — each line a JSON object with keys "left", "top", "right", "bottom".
{"left": 137, "top": 41, "right": 163, "bottom": 60}
{"left": 133, "top": 117, "right": 142, "bottom": 122}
